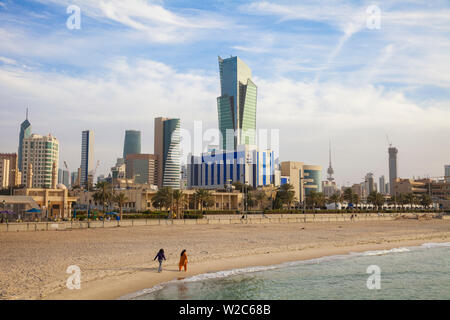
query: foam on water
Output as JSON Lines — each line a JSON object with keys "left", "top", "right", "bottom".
{"left": 122, "top": 242, "right": 450, "bottom": 300}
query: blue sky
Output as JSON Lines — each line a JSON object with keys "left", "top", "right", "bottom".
{"left": 0, "top": 0, "right": 449, "bottom": 185}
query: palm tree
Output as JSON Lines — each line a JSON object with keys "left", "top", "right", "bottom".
{"left": 420, "top": 194, "right": 432, "bottom": 209}
{"left": 404, "top": 193, "right": 417, "bottom": 210}
{"left": 172, "top": 189, "right": 187, "bottom": 218}
{"left": 328, "top": 192, "right": 342, "bottom": 209}
{"left": 152, "top": 187, "right": 172, "bottom": 212}
{"left": 253, "top": 190, "right": 266, "bottom": 210}
{"left": 93, "top": 181, "right": 111, "bottom": 214}
{"left": 367, "top": 191, "right": 384, "bottom": 211}
{"left": 277, "top": 184, "right": 296, "bottom": 209}
{"left": 195, "top": 189, "right": 214, "bottom": 212}
{"left": 113, "top": 193, "right": 128, "bottom": 221}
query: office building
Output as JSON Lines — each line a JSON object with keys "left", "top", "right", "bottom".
{"left": 217, "top": 56, "right": 257, "bottom": 150}
{"left": 123, "top": 130, "right": 141, "bottom": 159}
{"left": 0, "top": 159, "right": 10, "bottom": 189}
{"left": 80, "top": 130, "right": 94, "bottom": 187}
{"left": 379, "top": 175, "right": 386, "bottom": 194}
{"left": 365, "top": 172, "right": 375, "bottom": 194}
{"left": 188, "top": 145, "right": 275, "bottom": 190}
{"left": 21, "top": 134, "right": 59, "bottom": 188}
{"left": 125, "top": 154, "right": 158, "bottom": 186}
{"left": 389, "top": 147, "right": 398, "bottom": 195}
{"left": 445, "top": 165, "right": 450, "bottom": 183}
{"left": 111, "top": 158, "right": 126, "bottom": 186}
{"left": 18, "top": 110, "right": 32, "bottom": 172}
{"left": 58, "top": 168, "right": 70, "bottom": 187}
{"left": 304, "top": 165, "right": 322, "bottom": 195}
{"left": 0, "top": 153, "right": 20, "bottom": 187}
{"left": 154, "top": 117, "right": 181, "bottom": 189}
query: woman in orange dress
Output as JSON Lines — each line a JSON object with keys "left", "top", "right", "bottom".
{"left": 179, "top": 249, "right": 188, "bottom": 272}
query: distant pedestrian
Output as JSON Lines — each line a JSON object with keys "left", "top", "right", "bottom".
{"left": 154, "top": 248, "right": 166, "bottom": 273}
{"left": 179, "top": 249, "right": 188, "bottom": 272}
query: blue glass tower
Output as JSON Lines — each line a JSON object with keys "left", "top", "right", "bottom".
{"left": 18, "top": 109, "right": 32, "bottom": 173}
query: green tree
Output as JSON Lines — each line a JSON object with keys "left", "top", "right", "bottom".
{"left": 277, "top": 184, "right": 296, "bottom": 209}
{"left": 93, "top": 181, "right": 112, "bottom": 214}
{"left": 367, "top": 191, "right": 385, "bottom": 211}
{"left": 172, "top": 189, "right": 187, "bottom": 218}
{"left": 195, "top": 189, "right": 214, "bottom": 211}
{"left": 404, "top": 193, "right": 417, "bottom": 209}
{"left": 152, "top": 187, "right": 172, "bottom": 211}
{"left": 253, "top": 190, "right": 267, "bottom": 210}
{"left": 420, "top": 194, "right": 432, "bottom": 209}
{"left": 113, "top": 192, "right": 128, "bottom": 221}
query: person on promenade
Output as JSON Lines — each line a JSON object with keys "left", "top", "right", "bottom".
{"left": 179, "top": 249, "right": 188, "bottom": 272}
{"left": 154, "top": 248, "right": 166, "bottom": 273}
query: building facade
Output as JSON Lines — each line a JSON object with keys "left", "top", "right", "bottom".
{"left": 154, "top": 117, "right": 181, "bottom": 189}
{"left": 58, "top": 168, "right": 70, "bottom": 187}
{"left": 123, "top": 130, "right": 141, "bottom": 159}
{"left": 188, "top": 145, "right": 275, "bottom": 190}
{"left": 303, "top": 165, "right": 322, "bottom": 196}
{"left": 125, "top": 154, "right": 158, "bottom": 186}
{"left": 389, "top": 147, "right": 398, "bottom": 195}
{"left": 280, "top": 162, "right": 322, "bottom": 202}
{"left": 445, "top": 165, "right": 450, "bottom": 183}
{"left": 379, "top": 175, "right": 386, "bottom": 194}
{"left": 18, "top": 117, "right": 32, "bottom": 173}
{"left": 217, "top": 56, "right": 257, "bottom": 150}
{"left": 0, "top": 159, "right": 10, "bottom": 189}
{"left": 21, "top": 134, "right": 59, "bottom": 188}
{"left": 80, "top": 130, "right": 94, "bottom": 187}
{"left": 0, "top": 153, "right": 20, "bottom": 187}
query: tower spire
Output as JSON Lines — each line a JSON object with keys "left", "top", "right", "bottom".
{"left": 26, "top": 107, "right": 28, "bottom": 120}
{"left": 327, "top": 139, "right": 334, "bottom": 182}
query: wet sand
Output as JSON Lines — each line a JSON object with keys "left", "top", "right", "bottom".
{"left": 0, "top": 219, "right": 449, "bottom": 300}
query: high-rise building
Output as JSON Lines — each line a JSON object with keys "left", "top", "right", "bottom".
{"left": 71, "top": 171, "right": 78, "bottom": 186}
{"left": 217, "top": 56, "right": 257, "bottom": 150}
{"left": 388, "top": 147, "right": 398, "bottom": 195}
{"left": 58, "top": 168, "right": 70, "bottom": 187}
{"left": 379, "top": 175, "right": 386, "bottom": 194}
{"left": 123, "top": 130, "right": 141, "bottom": 159}
{"left": 0, "top": 153, "right": 20, "bottom": 187}
{"left": 188, "top": 145, "right": 275, "bottom": 190}
{"left": 0, "top": 159, "right": 10, "bottom": 189}
{"left": 21, "top": 134, "right": 59, "bottom": 188}
{"left": 304, "top": 165, "right": 322, "bottom": 196}
{"left": 125, "top": 154, "right": 158, "bottom": 185}
{"left": 80, "top": 130, "right": 94, "bottom": 187}
{"left": 365, "top": 172, "right": 375, "bottom": 194}
{"left": 18, "top": 109, "right": 32, "bottom": 172}
{"left": 445, "top": 165, "right": 450, "bottom": 183}
{"left": 154, "top": 117, "right": 181, "bottom": 189}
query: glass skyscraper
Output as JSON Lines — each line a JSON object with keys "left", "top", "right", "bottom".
{"left": 18, "top": 112, "right": 32, "bottom": 173}
{"left": 389, "top": 147, "right": 398, "bottom": 195}
{"left": 123, "top": 130, "right": 141, "bottom": 159}
{"left": 217, "top": 56, "right": 257, "bottom": 150}
{"left": 154, "top": 117, "right": 180, "bottom": 189}
{"left": 81, "top": 130, "right": 94, "bottom": 187}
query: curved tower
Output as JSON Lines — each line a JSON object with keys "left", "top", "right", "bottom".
{"left": 123, "top": 130, "right": 141, "bottom": 159}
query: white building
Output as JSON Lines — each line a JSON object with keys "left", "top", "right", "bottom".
{"left": 21, "top": 134, "right": 59, "bottom": 188}
{"left": 0, "top": 159, "right": 10, "bottom": 189}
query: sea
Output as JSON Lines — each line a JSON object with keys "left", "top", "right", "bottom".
{"left": 123, "top": 242, "right": 450, "bottom": 300}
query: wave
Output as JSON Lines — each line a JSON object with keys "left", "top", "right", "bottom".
{"left": 120, "top": 241, "right": 450, "bottom": 299}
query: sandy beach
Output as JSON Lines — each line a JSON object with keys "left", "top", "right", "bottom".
{"left": 1, "top": 219, "right": 450, "bottom": 300}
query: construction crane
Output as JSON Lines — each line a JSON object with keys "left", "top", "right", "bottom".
{"left": 386, "top": 134, "right": 392, "bottom": 148}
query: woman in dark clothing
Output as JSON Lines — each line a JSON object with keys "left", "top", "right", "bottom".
{"left": 154, "top": 248, "right": 166, "bottom": 273}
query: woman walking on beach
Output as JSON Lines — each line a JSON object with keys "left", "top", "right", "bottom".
{"left": 154, "top": 248, "right": 166, "bottom": 273}
{"left": 179, "top": 249, "right": 188, "bottom": 272}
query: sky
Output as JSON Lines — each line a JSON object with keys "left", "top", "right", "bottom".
{"left": 0, "top": 0, "right": 449, "bottom": 187}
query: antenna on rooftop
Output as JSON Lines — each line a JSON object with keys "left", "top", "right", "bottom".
{"left": 386, "top": 134, "right": 392, "bottom": 148}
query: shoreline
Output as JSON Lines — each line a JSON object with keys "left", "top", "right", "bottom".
{"left": 46, "top": 234, "right": 450, "bottom": 300}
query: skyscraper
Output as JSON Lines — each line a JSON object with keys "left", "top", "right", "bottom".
{"left": 123, "top": 130, "right": 141, "bottom": 159}
{"left": 327, "top": 140, "right": 334, "bottom": 182}
{"left": 154, "top": 117, "right": 180, "bottom": 189}
{"left": 389, "top": 147, "right": 398, "bottom": 195}
{"left": 18, "top": 109, "right": 32, "bottom": 172}
{"left": 365, "top": 172, "right": 375, "bottom": 194}
{"left": 217, "top": 56, "right": 257, "bottom": 150}
{"left": 445, "top": 165, "right": 450, "bottom": 183}
{"left": 80, "top": 130, "right": 94, "bottom": 187}
{"left": 21, "top": 134, "right": 59, "bottom": 188}
{"left": 125, "top": 154, "right": 157, "bottom": 185}
{"left": 379, "top": 175, "right": 386, "bottom": 194}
